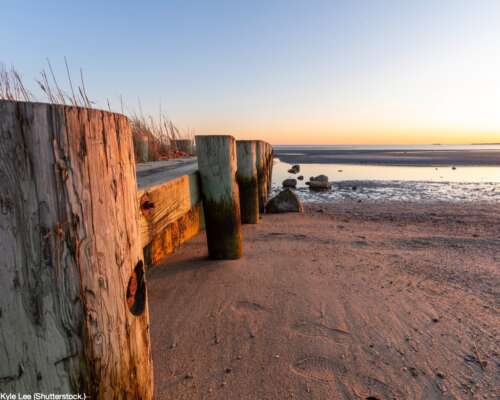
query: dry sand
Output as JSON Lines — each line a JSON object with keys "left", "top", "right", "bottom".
{"left": 148, "top": 202, "right": 500, "bottom": 399}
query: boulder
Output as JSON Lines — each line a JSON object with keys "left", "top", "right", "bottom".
{"left": 287, "top": 164, "right": 300, "bottom": 174}
{"left": 311, "top": 174, "right": 329, "bottom": 182}
{"left": 265, "top": 189, "right": 303, "bottom": 213}
{"left": 282, "top": 178, "right": 297, "bottom": 188}
{"left": 308, "top": 180, "right": 331, "bottom": 191}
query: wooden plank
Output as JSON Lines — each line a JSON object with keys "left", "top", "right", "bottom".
{"left": 137, "top": 157, "right": 198, "bottom": 190}
{"left": 137, "top": 171, "right": 201, "bottom": 249}
{"left": 149, "top": 202, "right": 204, "bottom": 265}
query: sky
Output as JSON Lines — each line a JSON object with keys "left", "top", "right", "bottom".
{"left": 1, "top": 0, "right": 499, "bottom": 145}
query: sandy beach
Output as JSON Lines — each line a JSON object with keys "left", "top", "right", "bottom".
{"left": 274, "top": 149, "right": 500, "bottom": 166}
{"left": 148, "top": 202, "right": 500, "bottom": 400}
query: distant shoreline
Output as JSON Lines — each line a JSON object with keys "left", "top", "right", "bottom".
{"left": 274, "top": 148, "right": 500, "bottom": 166}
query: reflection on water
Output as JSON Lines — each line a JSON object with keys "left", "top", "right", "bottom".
{"left": 274, "top": 144, "right": 500, "bottom": 151}
{"left": 272, "top": 158, "right": 500, "bottom": 203}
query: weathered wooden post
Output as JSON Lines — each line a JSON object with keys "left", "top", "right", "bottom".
{"left": 172, "top": 139, "right": 194, "bottom": 155}
{"left": 137, "top": 134, "right": 149, "bottom": 162}
{"left": 195, "top": 135, "right": 243, "bottom": 259}
{"left": 267, "top": 144, "right": 274, "bottom": 193}
{"left": 256, "top": 140, "right": 268, "bottom": 212}
{"left": 0, "top": 100, "right": 153, "bottom": 398}
{"left": 264, "top": 142, "right": 273, "bottom": 194}
{"left": 236, "top": 140, "right": 259, "bottom": 224}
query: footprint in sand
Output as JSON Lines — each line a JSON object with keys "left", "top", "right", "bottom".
{"left": 292, "top": 320, "right": 350, "bottom": 342}
{"left": 231, "top": 301, "right": 267, "bottom": 337}
{"left": 291, "top": 356, "right": 347, "bottom": 382}
{"left": 350, "top": 375, "right": 403, "bottom": 399}
{"left": 233, "top": 301, "right": 267, "bottom": 313}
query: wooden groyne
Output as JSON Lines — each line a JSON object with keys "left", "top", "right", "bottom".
{"left": 0, "top": 99, "right": 273, "bottom": 397}
{"left": 137, "top": 137, "right": 273, "bottom": 265}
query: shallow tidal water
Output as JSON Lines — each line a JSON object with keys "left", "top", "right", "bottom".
{"left": 271, "top": 158, "right": 500, "bottom": 203}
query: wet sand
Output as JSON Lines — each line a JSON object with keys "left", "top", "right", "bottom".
{"left": 274, "top": 149, "right": 500, "bottom": 166}
{"left": 148, "top": 202, "right": 500, "bottom": 399}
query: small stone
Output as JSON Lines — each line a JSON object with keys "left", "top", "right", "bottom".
{"left": 225, "top": 368, "right": 232, "bottom": 373}
{"left": 274, "top": 354, "right": 280, "bottom": 359}
{"left": 436, "top": 371, "right": 446, "bottom": 379}
{"left": 282, "top": 178, "right": 297, "bottom": 188}
{"left": 432, "top": 318, "right": 439, "bottom": 323}
{"left": 312, "top": 174, "right": 328, "bottom": 182}
{"left": 185, "top": 373, "right": 194, "bottom": 380}
{"left": 308, "top": 180, "right": 331, "bottom": 191}
{"left": 297, "top": 175, "right": 304, "bottom": 180}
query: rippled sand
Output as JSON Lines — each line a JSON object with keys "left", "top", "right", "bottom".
{"left": 149, "top": 202, "right": 499, "bottom": 399}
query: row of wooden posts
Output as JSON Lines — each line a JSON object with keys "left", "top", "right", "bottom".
{"left": 195, "top": 136, "right": 273, "bottom": 260}
{"left": 0, "top": 101, "right": 273, "bottom": 398}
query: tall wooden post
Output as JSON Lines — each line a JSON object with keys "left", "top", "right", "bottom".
{"left": 256, "top": 141, "right": 268, "bottom": 212}
{"left": 0, "top": 100, "right": 153, "bottom": 398}
{"left": 195, "top": 135, "right": 243, "bottom": 259}
{"left": 171, "top": 139, "right": 194, "bottom": 155}
{"left": 268, "top": 144, "right": 274, "bottom": 193}
{"left": 236, "top": 140, "right": 259, "bottom": 224}
{"left": 264, "top": 143, "right": 273, "bottom": 194}
{"left": 138, "top": 134, "right": 149, "bottom": 162}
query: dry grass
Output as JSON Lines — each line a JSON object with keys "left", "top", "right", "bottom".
{"left": 0, "top": 64, "right": 33, "bottom": 101}
{"left": 1, "top": 61, "right": 193, "bottom": 162}
{"left": 1, "top": 59, "right": 92, "bottom": 107}
{"left": 130, "top": 109, "right": 193, "bottom": 162}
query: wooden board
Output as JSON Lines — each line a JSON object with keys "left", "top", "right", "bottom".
{"left": 137, "top": 171, "right": 201, "bottom": 249}
{"left": 148, "top": 202, "right": 204, "bottom": 265}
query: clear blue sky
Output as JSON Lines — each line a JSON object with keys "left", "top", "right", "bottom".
{"left": 2, "top": 0, "right": 499, "bottom": 144}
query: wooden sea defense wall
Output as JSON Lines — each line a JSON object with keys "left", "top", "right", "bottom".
{"left": 0, "top": 100, "right": 153, "bottom": 398}
{"left": 137, "top": 167, "right": 204, "bottom": 266}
